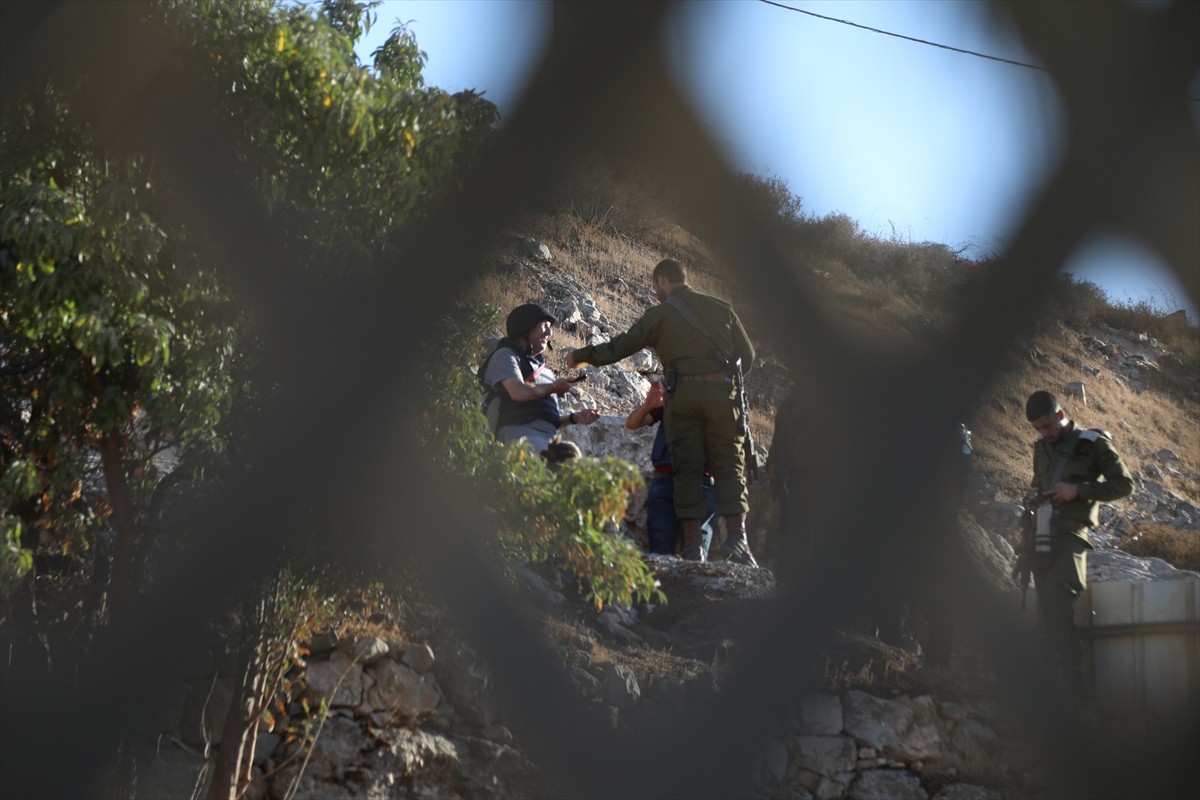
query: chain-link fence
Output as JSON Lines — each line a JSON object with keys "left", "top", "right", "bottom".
{"left": 2, "top": 1, "right": 1197, "bottom": 797}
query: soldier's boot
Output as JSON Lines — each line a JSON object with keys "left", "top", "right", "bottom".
{"left": 719, "top": 514, "right": 758, "bottom": 567}
{"left": 679, "top": 519, "right": 706, "bottom": 562}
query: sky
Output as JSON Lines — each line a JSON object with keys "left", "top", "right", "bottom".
{"left": 354, "top": 0, "right": 1198, "bottom": 322}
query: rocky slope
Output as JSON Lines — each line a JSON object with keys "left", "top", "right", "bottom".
{"left": 127, "top": 235, "right": 1198, "bottom": 799}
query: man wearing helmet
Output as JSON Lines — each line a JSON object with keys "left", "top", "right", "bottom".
{"left": 480, "top": 303, "right": 599, "bottom": 454}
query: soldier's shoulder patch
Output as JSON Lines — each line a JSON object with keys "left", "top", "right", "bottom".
{"left": 1081, "top": 429, "right": 1115, "bottom": 450}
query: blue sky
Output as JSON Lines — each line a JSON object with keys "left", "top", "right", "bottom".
{"left": 354, "top": 0, "right": 1198, "bottom": 322}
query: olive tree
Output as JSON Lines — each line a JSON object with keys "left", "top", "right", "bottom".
{"left": 0, "top": 0, "right": 500, "bottom": 617}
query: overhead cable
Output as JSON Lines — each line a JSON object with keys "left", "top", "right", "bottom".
{"left": 755, "top": 0, "right": 1046, "bottom": 71}
{"left": 756, "top": 0, "right": 1200, "bottom": 102}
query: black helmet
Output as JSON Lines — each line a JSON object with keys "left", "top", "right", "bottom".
{"left": 505, "top": 303, "right": 556, "bottom": 338}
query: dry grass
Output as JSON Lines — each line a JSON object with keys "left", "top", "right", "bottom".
{"left": 462, "top": 215, "right": 1197, "bottom": 521}
{"left": 966, "top": 323, "right": 1200, "bottom": 508}
{"left": 1118, "top": 522, "right": 1200, "bottom": 572}
{"left": 454, "top": 168, "right": 1197, "bottom": 581}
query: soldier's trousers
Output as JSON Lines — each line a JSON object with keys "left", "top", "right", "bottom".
{"left": 1033, "top": 532, "right": 1090, "bottom": 683}
{"left": 664, "top": 381, "right": 748, "bottom": 519}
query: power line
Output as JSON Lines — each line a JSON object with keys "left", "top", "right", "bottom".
{"left": 756, "top": 0, "right": 1046, "bottom": 71}
{"left": 756, "top": 0, "right": 1200, "bottom": 102}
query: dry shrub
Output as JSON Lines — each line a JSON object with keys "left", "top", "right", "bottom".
{"left": 1099, "top": 295, "right": 1200, "bottom": 360}
{"left": 1046, "top": 274, "right": 1110, "bottom": 329}
{"left": 549, "top": 154, "right": 680, "bottom": 242}
{"left": 462, "top": 269, "right": 530, "bottom": 322}
{"left": 1117, "top": 522, "right": 1200, "bottom": 572}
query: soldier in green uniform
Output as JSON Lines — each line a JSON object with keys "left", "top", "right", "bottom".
{"left": 566, "top": 259, "right": 758, "bottom": 565}
{"left": 1022, "top": 390, "right": 1133, "bottom": 698}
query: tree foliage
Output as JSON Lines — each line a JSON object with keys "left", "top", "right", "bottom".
{"left": 0, "top": 0, "right": 499, "bottom": 607}
{"left": 1, "top": 85, "right": 242, "bottom": 600}
{"left": 159, "top": 0, "right": 499, "bottom": 269}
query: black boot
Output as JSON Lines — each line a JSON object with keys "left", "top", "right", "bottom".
{"left": 719, "top": 513, "right": 758, "bottom": 567}
{"left": 680, "top": 518, "right": 706, "bottom": 562}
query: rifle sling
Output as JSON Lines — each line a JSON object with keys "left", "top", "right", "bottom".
{"left": 666, "top": 294, "right": 731, "bottom": 365}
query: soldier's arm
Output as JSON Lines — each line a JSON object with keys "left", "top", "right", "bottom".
{"left": 625, "top": 384, "right": 663, "bottom": 430}
{"left": 572, "top": 309, "right": 660, "bottom": 368}
{"left": 1080, "top": 439, "right": 1134, "bottom": 502}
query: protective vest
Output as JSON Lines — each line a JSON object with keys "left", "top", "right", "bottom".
{"left": 479, "top": 339, "right": 560, "bottom": 430}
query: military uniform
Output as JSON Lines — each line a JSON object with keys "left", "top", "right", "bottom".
{"left": 1029, "top": 421, "right": 1133, "bottom": 688}
{"left": 572, "top": 285, "right": 754, "bottom": 520}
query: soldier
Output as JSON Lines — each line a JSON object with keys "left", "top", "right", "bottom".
{"left": 1020, "top": 390, "right": 1133, "bottom": 698}
{"left": 567, "top": 259, "right": 757, "bottom": 565}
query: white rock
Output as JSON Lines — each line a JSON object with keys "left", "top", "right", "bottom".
{"left": 843, "top": 692, "right": 941, "bottom": 761}
{"left": 305, "top": 651, "right": 364, "bottom": 709}
{"left": 793, "top": 735, "right": 857, "bottom": 776}
{"left": 364, "top": 659, "right": 439, "bottom": 715}
{"left": 798, "top": 692, "right": 844, "bottom": 735}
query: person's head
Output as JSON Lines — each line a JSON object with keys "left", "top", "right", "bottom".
{"left": 505, "top": 303, "right": 556, "bottom": 356}
{"left": 1026, "top": 390, "right": 1068, "bottom": 442}
{"left": 652, "top": 259, "right": 686, "bottom": 303}
{"left": 541, "top": 438, "right": 582, "bottom": 467}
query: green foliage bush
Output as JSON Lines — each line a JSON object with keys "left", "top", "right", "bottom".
{"left": 158, "top": 0, "right": 499, "bottom": 271}
{"left": 419, "top": 302, "right": 662, "bottom": 610}
{"left": 0, "top": 0, "right": 500, "bottom": 607}
{"left": 0, "top": 86, "right": 243, "bottom": 589}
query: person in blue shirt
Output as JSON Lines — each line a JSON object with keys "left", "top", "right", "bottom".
{"left": 626, "top": 378, "right": 717, "bottom": 559}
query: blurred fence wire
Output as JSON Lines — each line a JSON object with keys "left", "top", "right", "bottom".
{"left": 1, "top": 1, "right": 1197, "bottom": 798}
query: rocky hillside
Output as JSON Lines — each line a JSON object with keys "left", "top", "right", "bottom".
{"left": 125, "top": 227, "right": 1198, "bottom": 800}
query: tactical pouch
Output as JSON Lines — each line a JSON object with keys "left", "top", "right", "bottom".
{"left": 665, "top": 364, "right": 678, "bottom": 394}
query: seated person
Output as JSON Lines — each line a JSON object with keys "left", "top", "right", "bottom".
{"left": 479, "top": 303, "right": 598, "bottom": 453}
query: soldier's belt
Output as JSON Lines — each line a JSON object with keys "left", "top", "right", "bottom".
{"left": 678, "top": 370, "right": 732, "bottom": 383}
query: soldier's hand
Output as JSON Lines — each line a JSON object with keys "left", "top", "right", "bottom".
{"left": 1044, "top": 482, "right": 1079, "bottom": 504}
{"left": 565, "top": 351, "right": 579, "bottom": 369}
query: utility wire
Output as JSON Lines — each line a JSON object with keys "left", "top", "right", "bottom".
{"left": 757, "top": 0, "right": 1200, "bottom": 102}
{"left": 756, "top": 0, "right": 1046, "bottom": 71}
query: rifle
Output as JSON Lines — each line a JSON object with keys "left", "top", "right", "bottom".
{"left": 733, "top": 357, "right": 758, "bottom": 482}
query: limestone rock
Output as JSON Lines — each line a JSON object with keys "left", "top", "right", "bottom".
{"left": 843, "top": 692, "right": 941, "bottom": 762}
{"left": 793, "top": 735, "right": 857, "bottom": 776}
{"left": 798, "top": 692, "right": 844, "bottom": 735}
{"left": 401, "top": 642, "right": 436, "bottom": 674}
{"left": 848, "top": 769, "right": 929, "bottom": 799}
{"left": 305, "top": 651, "right": 363, "bottom": 709}
{"left": 365, "top": 658, "right": 439, "bottom": 716}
